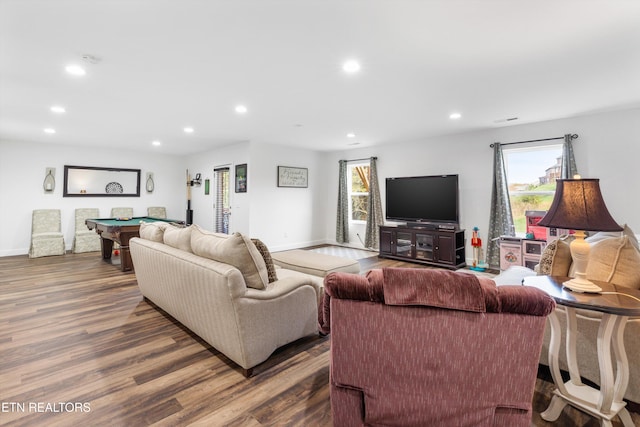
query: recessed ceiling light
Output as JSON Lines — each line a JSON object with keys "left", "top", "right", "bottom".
{"left": 65, "top": 64, "right": 86, "bottom": 76}
{"left": 342, "top": 60, "right": 361, "bottom": 74}
{"left": 183, "top": 127, "right": 194, "bottom": 134}
{"left": 235, "top": 105, "right": 248, "bottom": 114}
{"left": 50, "top": 105, "right": 66, "bottom": 114}
{"left": 152, "top": 140, "right": 161, "bottom": 146}
{"left": 343, "top": 60, "right": 361, "bottom": 74}
{"left": 347, "top": 133, "right": 356, "bottom": 138}
{"left": 43, "top": 128, "right": 56, "bottom": 134}
{"left": 449, "top": 112, "right": 462, "bottom": 120}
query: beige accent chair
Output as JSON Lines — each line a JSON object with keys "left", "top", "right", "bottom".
{"left": 147, "top": 206, "right": 167, "bottom": 218}
{"left": 111, "top": 207, "right": 133, "bottom": 218}
{"left": 72, "top": 208, "right": 101, "bottom": 253}
{"left": 29, "top": 209, "right": 65, "bottom": 258}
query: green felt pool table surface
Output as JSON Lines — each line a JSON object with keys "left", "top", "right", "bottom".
{"left": 86, "top": 216, "right": 180, "bottom": 227}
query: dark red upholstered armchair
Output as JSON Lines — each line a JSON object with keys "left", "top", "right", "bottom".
{"left": 320, "top": 268, "right": 555, "bottom": 427}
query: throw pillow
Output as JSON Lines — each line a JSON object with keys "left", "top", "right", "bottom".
{"left": 163, "top": 224, "right": 193, "bottom": 253}
{"left": 191, "top": 227, "right": 269, "bottom": 290}
{"left": 251, "top": 238, "right": 278, "bottom": 283}
{"left": 586, "top": 236, "right": 640, "bottom": 289}
{"left": 139, "top": 221, "right": 168, "bottom": 242}
{"left": 538, "top": 235, "right": 573, "bottom": 276}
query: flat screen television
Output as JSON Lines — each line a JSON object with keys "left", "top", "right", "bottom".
{"left": 385, "top": 174, "right": 459, "bottom": 225}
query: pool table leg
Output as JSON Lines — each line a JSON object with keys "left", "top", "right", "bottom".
{"left": 118, "top": 233, "right": 134, "bottom": 272}
{"left": 119, "top": 246, "right": 133, "bottom": 272}
{"left": 100, "top": 237, "right": 113, "bottom": 260}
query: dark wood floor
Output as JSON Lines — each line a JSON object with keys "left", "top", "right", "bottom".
{"left": 1, "top": 251, "right": 638, "bottom": 426}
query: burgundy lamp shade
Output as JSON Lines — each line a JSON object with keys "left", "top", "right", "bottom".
{"left": 538, "top": 179, "right": 622, "bottom": 232}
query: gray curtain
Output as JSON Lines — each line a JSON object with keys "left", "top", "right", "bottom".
{"left": 336, "top": 160, "right": 349, "bottom": 243}
{"left": 561, "top": 134, "right": 578, "bottom": 179}
{"left": 364, "top": 157, "right": 383, "bottom": 249}
{"left": 487, "top": 143, "right": 514, "bottom": 269}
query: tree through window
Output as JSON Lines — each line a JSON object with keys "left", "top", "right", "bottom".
{"left": 348, "top": 163, "right": 370, "bottom": 222}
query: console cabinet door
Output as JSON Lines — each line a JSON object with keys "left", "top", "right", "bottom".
{"left": 435, "top": 233, "right": 455, "bottom": 264}
{"left": 380, "top": 228, "right": 393, "bottom": 255}
{"left": 415, "top": 233, "right": 434, "bottom": 261}
{"left": 394, "top": 231, "right": 414, "bottom": 258}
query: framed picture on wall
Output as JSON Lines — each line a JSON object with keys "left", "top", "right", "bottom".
{"left": 235, "top": 164, "right": 247, "bottom": 193}
{"left": 277, "top": 166, "right": 308, "bottom": 188}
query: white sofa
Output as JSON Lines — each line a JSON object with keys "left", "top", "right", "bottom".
{"left": 130, "top": 223, "right": 324, "bottom": 376}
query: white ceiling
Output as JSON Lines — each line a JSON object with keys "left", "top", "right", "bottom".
{"left": 1, "top": 1, "right": 640, "bottom": 155}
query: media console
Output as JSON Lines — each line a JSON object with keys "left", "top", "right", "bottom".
{"left": 379, "top": 225, "right": 466, "bottom": 270}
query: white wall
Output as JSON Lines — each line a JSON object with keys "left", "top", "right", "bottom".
{"left": 322, "top": 107, "right": 640, "bottom": 259}
{"left": 0, "top": 140, "right": 186, "bottom": 256}
{"left": 488, "top": 108, "right": 640, "bottom": 232}
{"left": 185, "top": 142, "right": 251, "bottom": 233}
{"left": 2, "top": 107, "right": 639, "bottom": 258}
{"left": 323, "top": 134, "right": 494, "bottom": 252}
{"left": 185, "top": 141, "right": 328, "bottom": 251}
{"left": 248, "top": 143, "right": 328, "bottom": 251}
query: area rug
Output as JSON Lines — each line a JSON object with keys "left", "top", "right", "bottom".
{"left": 308, "top": 245, "right": 378, "bottom": 260}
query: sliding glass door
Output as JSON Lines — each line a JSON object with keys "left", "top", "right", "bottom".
{"left": 214, "top": 167, "right": 230, "bottom": 234}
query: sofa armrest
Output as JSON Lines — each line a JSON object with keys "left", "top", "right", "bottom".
{"left": 234, "top": 276, "right": 319, "bottom": 369}
{"left": 324, "top": 270, "right": 384, "bottom": 302}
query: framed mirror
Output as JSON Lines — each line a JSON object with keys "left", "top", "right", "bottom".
{"left": 63, "top": 165, "right": 141, "bottom": 197}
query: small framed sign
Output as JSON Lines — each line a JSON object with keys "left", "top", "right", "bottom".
{"left": 277, "top": 166, "right": 308, "bottom": 188}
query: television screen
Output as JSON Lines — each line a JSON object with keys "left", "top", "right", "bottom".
{"left": 385, "top": 174, "right": 459, "bottom": 224}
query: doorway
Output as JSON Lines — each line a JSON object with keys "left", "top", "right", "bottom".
{"left": 213, "top": 167, "right": 231, "bottom": 234}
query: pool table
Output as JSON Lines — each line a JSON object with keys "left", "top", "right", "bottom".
{"left": 85, "top": 216, "right": 184, "bottom": 272}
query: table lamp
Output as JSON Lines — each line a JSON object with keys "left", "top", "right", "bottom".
{"left": 537, "top": 178, "right": 622, "bottom": 293}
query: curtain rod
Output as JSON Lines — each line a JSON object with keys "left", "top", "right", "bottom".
{"left": 342, "top": 156, "right": 378, "bottom": 163}
{"left": 489, "top": 134, "right": 578, "bottom": 148}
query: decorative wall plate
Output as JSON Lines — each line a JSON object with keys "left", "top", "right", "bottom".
{"left": 146, "top": 175, "right": 154, "bottom": 192}
{"left": 105, "top": 181, "right": 124, "bottom": 194}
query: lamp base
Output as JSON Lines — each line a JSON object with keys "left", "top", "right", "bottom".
{"left": 563, "top": 277, "right": 602, "bottom": 293}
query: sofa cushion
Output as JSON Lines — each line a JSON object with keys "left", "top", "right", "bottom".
{"left": 191, "top": 227, "right": 268, "bottom": 290}
{"left": 251, "top": 238, "right": 278, "bottom": 283}
{"left": 191, "top": 224, "right": 230, "bottom": 240}
{"left": 586, "top": 224, "right": 639, "bottom": 250}
{"left": 139, "top": 221, "right": 169, "bottom": 242}
{"left": 538, "top": 235, "right": 573, "bottom": 276}
{"left": 163, "top": 224, "right": 193, "bottom": 253}
{"left": 624, "top": 224, "right": 639, "bottom": 250}
{"left": 586, "top": 236, "right": 640, "bottom": 289}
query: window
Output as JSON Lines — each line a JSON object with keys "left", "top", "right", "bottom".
{"left": 348, "top": 163, "right": 370, "bottom": 222}
{"left": 503, "top": 145, "right": 563, "bottom": 235}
